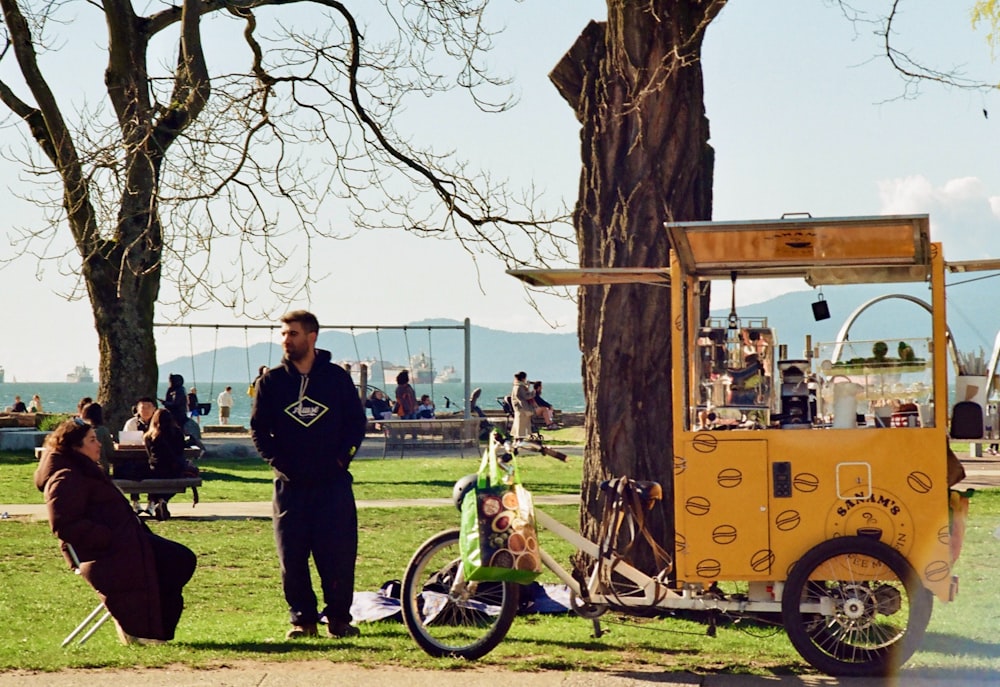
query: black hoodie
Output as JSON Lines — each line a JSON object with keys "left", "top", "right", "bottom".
{"left": 250, "top": 348, "right": 366, "bottom": 484}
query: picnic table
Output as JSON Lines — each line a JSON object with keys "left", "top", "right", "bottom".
{"left": 34, "top": 445, "right": 203, "bottom": 515}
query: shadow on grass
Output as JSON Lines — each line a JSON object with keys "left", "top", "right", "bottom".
{"left": 197, "top": 468, "right": 271, "bottom": 486}
{"left": 366, "top": 478, "right": 463, "bottom": 491}
{"left": 0, "top": 452, "right": 39, "bottom": 465}
{"left": 361, "top": 477, "right": 578, "bottom": 497}
{"left": 919, "top": 629, "right": 1000, "bottom": 660}
{"left": 181, "top": 639, "right": 393, "bottom": 654}
{"left": 485, "top": 636, "right": 813, "bottom": 677}
{"left": 180, "top": 515, "right": 273, "bottom": 522}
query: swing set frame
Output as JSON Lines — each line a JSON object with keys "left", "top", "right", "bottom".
{"left": 153, "top": 319, "right": 475, "bottom": 419}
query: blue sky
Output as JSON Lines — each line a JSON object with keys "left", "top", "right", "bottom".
{"left": 2, "top": 1, "right": 999, "bottom": 381}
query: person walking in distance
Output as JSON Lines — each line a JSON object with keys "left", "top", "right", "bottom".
{"left": 250, "top": 310, "right": 367, "bottom": 640}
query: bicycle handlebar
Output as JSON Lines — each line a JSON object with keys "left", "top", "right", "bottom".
{"left": 511, "top": 438, "right": 567, "bottom": 462}
{"left": 541, "top": 445, "right": 568, "bottom": 462}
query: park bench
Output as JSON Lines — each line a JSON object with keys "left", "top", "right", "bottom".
{"left": 379, "top": 417, "right": 482, "bottom": 459}
{"left": 109, "top": 446, "right": 202, "bottom": 517}
{"left": 496, "top": 396, "right": 562, "bottom": 432}
{"left": 112, "top": 477, "right": 203, "bottom": 515}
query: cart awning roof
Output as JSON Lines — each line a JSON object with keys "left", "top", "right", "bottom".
{"left": 506, "top": 267, "right": 670, "bottom": 287}
{"left": 508, "top": 215, "right": 1000, "bottom": 289}
{"left": 666, "top": 214, "right": 932, "bottom": 285}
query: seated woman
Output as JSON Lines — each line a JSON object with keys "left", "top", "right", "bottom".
{"left": 144, "top": 408, "right": 188, "bottom": 520}
{"left": 531, "top": 381, "right": 559, "bottom": 430}
{"left": 34, "top": 419, "right": 197, "bottom": 644}
{"left": 366, "top": 389, "right": 394, "bottom": 420}
{"left": 79, "top": 401, "right": 114, "bottom": 475}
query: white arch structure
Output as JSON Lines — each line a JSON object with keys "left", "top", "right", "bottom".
{"left": 829, "top": 293, "right": 960, "bottom": 372}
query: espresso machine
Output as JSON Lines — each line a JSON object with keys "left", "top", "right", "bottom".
{"left": 778, "top": 359, "right": 814, "bottom": 428}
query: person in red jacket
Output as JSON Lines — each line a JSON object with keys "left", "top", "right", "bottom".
{"left": 34, "top": 419, "right": 196, "bottom": 644}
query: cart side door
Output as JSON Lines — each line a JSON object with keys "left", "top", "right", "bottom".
{"left": 675, "top": 438, "right": 772, "bottom": 581}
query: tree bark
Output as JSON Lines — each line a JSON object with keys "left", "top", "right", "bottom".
{"left": 551, "top": 1, "right": 724, "bottom": 573}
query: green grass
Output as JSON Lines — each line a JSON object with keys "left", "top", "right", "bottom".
{"left": 3, "top": 446, "right": 1000, "bottom": 678}
{"left": 1, "top": 448, "right": 583, "bottom": 504}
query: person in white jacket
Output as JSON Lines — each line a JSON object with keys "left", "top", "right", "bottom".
{"left": 510, "top": 371, "right": 535, "bottom": 438}
{"left": 217, "top": 386, "right": 234, "bottom": 425}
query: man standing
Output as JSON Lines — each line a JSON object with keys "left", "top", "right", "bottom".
{"left": 250, "top": 310, "right": 367, "bottom": 639}
{"left": 217, "top": 386, "right": 234, "bottom": 425}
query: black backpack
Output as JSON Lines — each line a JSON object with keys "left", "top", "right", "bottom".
{"left": 950, "top": 401, "right": 984, "bottom": 439}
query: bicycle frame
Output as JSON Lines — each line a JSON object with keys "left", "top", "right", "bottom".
{"left": 533, "top": 507, "right": 795, "bottom": 616}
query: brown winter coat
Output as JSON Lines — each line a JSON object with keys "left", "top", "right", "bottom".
{"left": 34, "top": 448, "right": 166, "bottom": 639}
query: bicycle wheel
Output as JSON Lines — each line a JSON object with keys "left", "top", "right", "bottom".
{"left": 781, "top": 536, "right": 933, "bottom": 677}
{"left": 401, "top": 528, "right": 520, "bottom": 659}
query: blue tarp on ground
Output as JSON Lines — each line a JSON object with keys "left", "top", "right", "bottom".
{"left": 349, "top": 582, "right": 572, "bottom": 624}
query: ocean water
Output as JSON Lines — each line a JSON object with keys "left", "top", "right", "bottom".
{"left": 0, "top": 380, "right": 585, "bottom": 428}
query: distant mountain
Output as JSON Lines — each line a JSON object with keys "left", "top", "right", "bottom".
{"left": 718, "top": 282, "right": 1000, "bottom": 361}
{"left": 160, "top": 281, "right": 1000, "bottom": 386}
{"left": 159, "top": 318, "right": 583, "bottom": 385}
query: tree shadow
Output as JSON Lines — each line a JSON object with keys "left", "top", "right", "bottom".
{"left": 918, "top": 629, "right": 1000, "bottom": 660}
{"left": 197, "top": 468, "right": 271, "bottom": 486}
{"left": 182, "top": 639, "right": 400, "bottom": 655}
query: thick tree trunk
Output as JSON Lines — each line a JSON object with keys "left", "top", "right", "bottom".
{"left": 551, "top": 1, "right": 723, "bottom": 573}
{"left": 82, "top": 204, "right": 163, "bottom": 431}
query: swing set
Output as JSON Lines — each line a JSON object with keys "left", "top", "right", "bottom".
{"left": 154, "top": 319, "right": 474, "bottom": 418}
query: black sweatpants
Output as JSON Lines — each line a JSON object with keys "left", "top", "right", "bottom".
{"left": 147, "top": 531, "right": 197, "bottom": 640}
{"left": 273, "top": 475, "right": 357, "bottom": 626}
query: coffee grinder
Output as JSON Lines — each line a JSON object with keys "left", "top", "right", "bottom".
{"left": 778, "top": 359, "right": 812, "bottom": 428}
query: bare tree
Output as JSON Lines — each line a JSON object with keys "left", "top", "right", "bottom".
{"left": 0, "top": 0, "right": 571, "bottom": 427}
{"left": 551, "top": 1, "right": 725, "bottom": 572}
{"left": 837, "top": 0, "right": 1000, "bottom": 99}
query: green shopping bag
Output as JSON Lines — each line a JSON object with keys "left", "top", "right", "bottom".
{"left": 459, "top": 438, "right": 542, "bottom": 583}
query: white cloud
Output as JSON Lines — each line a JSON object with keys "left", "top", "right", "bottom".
{"left": 988, "top": 196, "right": 1000, "bottom": 218}
{"left": 877, "top": 175, "right": 1000, "bottom": 260}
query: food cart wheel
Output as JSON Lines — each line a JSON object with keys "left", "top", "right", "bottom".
{"left": 781, "top": 536, "right": 932, "bottom": 677}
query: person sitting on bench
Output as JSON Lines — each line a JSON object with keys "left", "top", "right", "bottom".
{"left": 366, "top": 389, "right": 393, "bottom": 420}
{"left": 417, "top": 394, "right": 436, "bottom": 418}
{"left": 144, "top": 409, "right": 189, "bottom": 521}
{"left": 532, "top": 381, "right": 560, "bottom": 430}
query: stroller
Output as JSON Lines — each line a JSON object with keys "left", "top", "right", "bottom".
{"left": 444, "top": 388, "right": 494, "bottom": 441}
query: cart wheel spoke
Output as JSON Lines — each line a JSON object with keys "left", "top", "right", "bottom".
{"left": 781, "top": 536, "right": 932, "bottom": 677}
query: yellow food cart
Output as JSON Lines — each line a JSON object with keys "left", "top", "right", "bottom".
{"left": 512, "top": 214, "right": 979, "bottom": 676}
